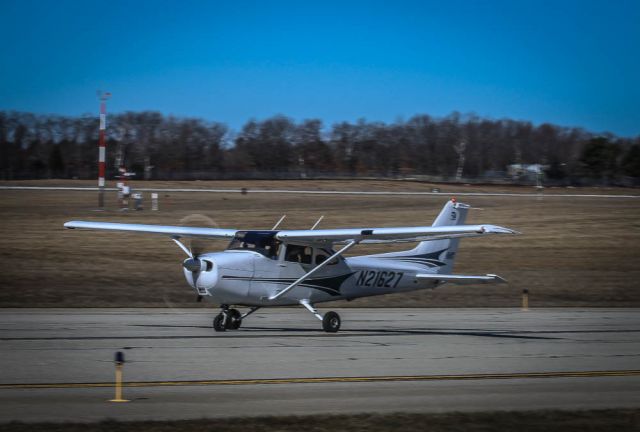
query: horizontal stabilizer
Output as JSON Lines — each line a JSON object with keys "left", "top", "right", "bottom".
{"left": 416, "top": 273, "right": 507, "bottom": 285}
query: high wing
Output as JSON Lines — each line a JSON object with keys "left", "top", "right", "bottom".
{"left": 416, "top": 273, "right": 507, "bottom": 284}
{"left": 64, "top": 221, "right": 517, "bottom": 243}
{"left": 64, "top": 221, "right": 237, "bottom": 239}
{"left": 275, "top": 224, "right": 517, "bottom": 245}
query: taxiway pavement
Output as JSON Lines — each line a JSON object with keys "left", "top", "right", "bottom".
{"left": 1, "top": 308, "right": 639, "bottom": 422}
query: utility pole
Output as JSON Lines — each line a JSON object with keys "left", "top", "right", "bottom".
{"left": 97, "top": 91, "right": 111, "bottom": 208}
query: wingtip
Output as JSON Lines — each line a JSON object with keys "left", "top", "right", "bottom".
{"left": 487, "top": 274, "right": 508, "bottom": 283}
{"left": 485, "top": 225, "right": 520, "bottom": 235}
{"left": 501, "top": 227, "right": 521, "bottom": 235}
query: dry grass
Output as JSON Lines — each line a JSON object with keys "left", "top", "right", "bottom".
{"left": 2, "top": 409, "right": 639, "bottom": 432}
{"left": 1, "top": 180, "right": 639, "bottom": 307}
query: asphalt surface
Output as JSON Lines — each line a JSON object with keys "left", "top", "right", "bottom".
{"left": 1, "top": 308, "right": 639, "bottom": 422}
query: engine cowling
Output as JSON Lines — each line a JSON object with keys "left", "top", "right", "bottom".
{"left": 182, "top": 258, "right": 218, "bottom": 294}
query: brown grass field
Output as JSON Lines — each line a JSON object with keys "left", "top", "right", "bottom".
{"left": 1, "top": 179, "right": 639, "bottom": 307}
{"left": 2, "top": 409, "right": 639, "bottom": 432}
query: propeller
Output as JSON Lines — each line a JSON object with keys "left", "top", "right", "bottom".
{"left": 179, "top": 214, "right": 220, "bottom": 257}
{"left": 163, "top": 213, "right": 221, "bottom": 309}
{"left": 175, "top": 214, "right": 220, "bottom": 290}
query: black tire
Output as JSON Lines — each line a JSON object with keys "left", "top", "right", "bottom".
{"left": 213, "top": 313, "right": 226, "bottom": 332}
{"left": 322, "top": 311, "right": 341, "bottom": 333}
{"left": 227, "top": 309, "right": 242, "bottom": 330}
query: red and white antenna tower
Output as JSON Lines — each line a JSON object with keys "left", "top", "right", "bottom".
{"left": 97, "top": 91, "right": 112, "bottom": 208}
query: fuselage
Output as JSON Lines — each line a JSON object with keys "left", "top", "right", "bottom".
{"left": 184, "top": 249, "right": 443, "bottom": 306}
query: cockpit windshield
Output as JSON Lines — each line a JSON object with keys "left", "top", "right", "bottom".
{"left": 226, "top": 231, "right": 281, "bottom": 259}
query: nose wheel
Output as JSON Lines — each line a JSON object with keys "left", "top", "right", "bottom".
{"left": 213, "top": 306, "right": 261, "bottom": 332}
{"left": 213, "top": 307, "right": 242, "bottom": 331}
{"left": 212, "top": 313, "right": 226, "bottom": 331}
{"left": 227, "top": 309, "right": 242, "bottom": 329}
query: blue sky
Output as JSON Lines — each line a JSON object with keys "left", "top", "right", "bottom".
{"left": 1, "top": 0, "right": 639, "bottom": 136}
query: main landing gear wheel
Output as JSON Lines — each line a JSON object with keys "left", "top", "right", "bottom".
{"left": 322, "top": 311, "right": 341, "bottom": 333}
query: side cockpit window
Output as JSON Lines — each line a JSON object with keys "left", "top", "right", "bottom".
{"left": 226, "top": 231, "right": 280, "bottom": 259}
{"left": 265, "top": 241, "right": 282, "bottom": 259}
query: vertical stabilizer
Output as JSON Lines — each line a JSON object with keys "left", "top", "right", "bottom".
{"left": 397, "top": 199, "right": 469, "bottom": 274}
{"left": 362, "top": 199, "right": 470, "bottom": 274}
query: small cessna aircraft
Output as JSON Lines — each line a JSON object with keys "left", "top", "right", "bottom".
{"left": 64, "top": 199, "right": 517, "bottom": 332}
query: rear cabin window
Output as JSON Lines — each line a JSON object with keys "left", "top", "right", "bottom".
{"left": 315, "top": 249, "right": 338, "bottom": 265}
{"left": 285, "top": 245, "right": 312, "bottom": 264}
{"left": 284, "top": 245, "right": 338, "bottom": 266}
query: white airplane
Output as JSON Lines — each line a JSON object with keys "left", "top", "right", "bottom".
{"left": 64, "top": 199, "right": 517, "bottom": 332}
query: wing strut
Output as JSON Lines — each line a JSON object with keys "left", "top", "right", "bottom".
{"left": 310, "top": 215, "right": 324, "bottom": 230}
{"left": 271, "top": 215, "right": 286, "bottom": 230}
{"left": 268, "top": 240, "right": 359, "bottom": 301}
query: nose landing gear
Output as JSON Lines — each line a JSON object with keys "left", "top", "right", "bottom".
{"left": 212, "top": 313, "right": 226, "bottom": 331}
{"left": 212, "top": 305, "right": 260, "bottom": 332}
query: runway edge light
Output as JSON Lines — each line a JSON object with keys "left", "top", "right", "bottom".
{"left": 109, "top": 351, "right": 130, "bottom": 403}
{"left": 522, "top": 288, "right": 529, "bottom": 311}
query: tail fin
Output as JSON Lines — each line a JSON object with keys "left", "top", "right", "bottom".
{"left": 408, "top": 199, "right": 469, "bottom": 274}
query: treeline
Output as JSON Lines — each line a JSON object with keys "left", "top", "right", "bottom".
{"left": 0, "top": 111, "right": 638, "bottom": 184}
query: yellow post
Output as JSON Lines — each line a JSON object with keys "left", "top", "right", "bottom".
{"left": 522, "top": 288, "right": 529, "bottom": 311}
{"left": 109, "top": 351, "right": 129, "bottom": 402}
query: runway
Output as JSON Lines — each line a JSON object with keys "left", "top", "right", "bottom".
{"left": 1, "top": 308, "right": 639, "bottom": 422}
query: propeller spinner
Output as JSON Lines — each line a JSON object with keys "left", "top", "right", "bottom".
{"left": 175, "top": 214, "right": 221, "bottom": 294}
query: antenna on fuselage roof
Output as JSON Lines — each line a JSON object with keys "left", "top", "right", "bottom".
{"left": 271, "top": 215, "right": 286, "bottom": 230}
{"left": 310, "top": 215, "right": 324, "bottom": 230}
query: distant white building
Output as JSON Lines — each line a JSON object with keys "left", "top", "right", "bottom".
{"left": 508, "top": 163, "right": 548, "bottom": 180}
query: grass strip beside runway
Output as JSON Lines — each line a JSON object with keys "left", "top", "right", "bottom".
{"left": 1, "top": 409, "right": 639, "bottom": 432}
